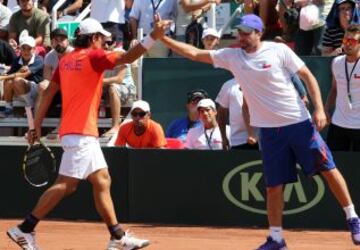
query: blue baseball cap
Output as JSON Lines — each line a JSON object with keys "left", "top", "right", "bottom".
{"left": 236, "top": 14, "right": 264, "bottom": 33}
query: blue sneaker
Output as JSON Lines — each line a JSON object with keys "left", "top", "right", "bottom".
{"left": 256, "top": 236, "right": 288, "bottom": 250}
{"left": 347, "top": 217, "right": 360, "bottom": 245}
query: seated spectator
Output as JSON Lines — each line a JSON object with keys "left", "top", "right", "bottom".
{"left": 0, "top": 39, "right": 16, "bottom": 67}
{"left": 1, "top": 33, "right": 43, "bottom": 117}
{"left": 90, "top": 0, "right": 125, "bottom": 48}
{"left": 185, "top": 98, "right": 229, "bottom": 150}
{"left": 102, "top": 35, "right": 136, "bottom": 137}
{"left": 8, "top": 0, "right": 50, "bottom": 56}
{"left": 0, "top": 1, "right": 12, "bottom": 41}
{"left": 39, "top": 0, "right": 83, "bottom": 21}
{"left": 322, "top": 0, "right": 355, "bottom": 56}
{"left": 115, "top": 100, "right": 167, "bottom": 148}
{"left": 166, "top": 88, "right": 208, "bottom": 142}
{"left": 215, "top": 78, "right": 258, "bottom": 150}
{"left": 202, "top": 27, "right": 220, "bottom": 50}
{"left": 37, "top": 27, "right": 73, "bottom": 110}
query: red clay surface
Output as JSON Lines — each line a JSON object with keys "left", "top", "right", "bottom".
{"left": 0, "top": 219, "right": 357, "bottom": 250}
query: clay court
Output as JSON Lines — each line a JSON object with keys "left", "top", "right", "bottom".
{"left": 0, "top": 219, "right": 357, "bottom": 250}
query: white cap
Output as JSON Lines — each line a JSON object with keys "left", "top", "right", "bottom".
{"left": 78, "top": 18, "right": 111, "bottom": 37}
{"left": 202, "top": 28, "right": 220, "bottom": 40}
{"left": 19, "top": 30, "right": 36, "bottom": 47}
{"left": 197, "top": 98, "right": 216, "bottom": 110}
{"left": 299, "top": 4, "right": 320, "bottom": 31}
{"left": 130, "top": 100, "right": 150, "bottom": 113}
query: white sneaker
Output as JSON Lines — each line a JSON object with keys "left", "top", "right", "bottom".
{"left": 107, "top": 231, "right": 150, "bottom": 250}
{"left": 7, "top": 226, "right": 40, "bottom": 250}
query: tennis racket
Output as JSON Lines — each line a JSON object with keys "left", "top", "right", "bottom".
{"left": 23, "top": 107, "right": 56, "bottom": 187}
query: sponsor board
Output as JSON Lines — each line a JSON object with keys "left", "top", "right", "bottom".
{"left": 223, "top": 160, "right": 325, "bottom": 215}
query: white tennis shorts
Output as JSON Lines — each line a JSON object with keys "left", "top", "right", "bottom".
{"left": 59, "top": 135, "right": 108, "bottom": 179}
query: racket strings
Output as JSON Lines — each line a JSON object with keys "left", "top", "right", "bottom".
{"left": 24, "top": 144, "right": 56, "bottom": 187}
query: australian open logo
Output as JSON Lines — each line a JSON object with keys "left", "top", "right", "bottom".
{"left": 222, "top": 160, "right": 325, "bottom": 215}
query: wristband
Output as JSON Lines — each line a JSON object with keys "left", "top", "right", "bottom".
{"left": 140, "top": 35, "right": 155, "bottom": 50}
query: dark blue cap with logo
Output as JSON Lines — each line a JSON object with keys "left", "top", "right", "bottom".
{"left": 236, "top": 14, "right": 264, "bottom": 33}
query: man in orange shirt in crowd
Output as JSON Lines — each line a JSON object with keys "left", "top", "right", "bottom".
{"left": 7, "top": 16, "right": 171, "bottom": 250}
{"left": 115, "top": 100, "right": 167, "bottom": 148}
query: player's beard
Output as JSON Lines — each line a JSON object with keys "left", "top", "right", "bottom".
{"left": 55, "top": 45, "right": 67, "bottom": 54}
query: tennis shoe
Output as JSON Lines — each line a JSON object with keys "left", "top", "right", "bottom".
{"left": 347, "top": 217, "right": 360, "bottom": 245}
{"left": 256, "top": 236, "right": 288, "bottom": 250}
{"left": 107, "top": 231, "right": 150, "bottom": 250}
{"left": 7, "top": 226, "right": 40, "bottom": 250}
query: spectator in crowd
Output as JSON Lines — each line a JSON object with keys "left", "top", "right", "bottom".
{"left": 0, "top": 39, "right": 16, "bottom": 67}
{"left": 325, "top": 24, "right": 360, "bottom": 151}
{"left": 129, "top": 0, "right": 177, "bottom": 57}
{"left": 0, "top": 1, "right": 12, "bottom": 41}
{"left": 38, "top": 28, "right": 73, "bottom": 138}
{"left": 102, "top": 35, "right": 136, "bottom": 137}
{"left": 166, "top": 88, "right": 208, "bottom": 142}
{"left": 39, "top": 0, "right": 83, "bottom": 20}
{"left": 185, "top": 98, "right": 229, "bottom": 149}
{"left": 202, "top": 27, "right": 220, "bottom": 50}
{"left": 115, "top": 100, "right": 167, "bottom": 148}
{"left": 90, "top": 0, "right": 125, "bottom": 47}
{"left": 293, "top": 0, "right": 326, "bottom": 56}
{"left": 175, "top": 0, "right": 221, "bottom": 42}
{"left": 123, "top": 0, "right": 134, "bottom": 49}
{"left": 215, "top": 78, "right": 258, "bottom": 150}
{"left": 1, "top": 33, "right": 43, "bottom": 117}
{"left": 322, "top": 0, "right": 355, "bottom": 56}
{"left": 6, "top": 0, "right": 39, "bottom": 13}
{"left": 8, "top": 0, "right": 50, "bottom": 56}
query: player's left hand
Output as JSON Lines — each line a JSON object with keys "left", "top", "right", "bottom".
{"left": 312, "top": 109, "right": 327, "bottom": 131}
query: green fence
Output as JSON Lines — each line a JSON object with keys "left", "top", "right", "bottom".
{"left": 142, "top": 57, "right": 333, "bottom": 128}
{"left": 1, "top": 146, "right": 359, "bottom": 230}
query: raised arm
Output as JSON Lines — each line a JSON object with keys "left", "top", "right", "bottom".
{"left": 160, "top": 35, "right": 213, "bottom": 64}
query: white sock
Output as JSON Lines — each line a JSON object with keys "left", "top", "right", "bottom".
{"left": 269, "top": 226, "right": 283, "bottom": 243}
{"left": 343, "top": 204, "right": 358, "bottom": 220}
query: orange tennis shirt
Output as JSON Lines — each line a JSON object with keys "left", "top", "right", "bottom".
{"left": 52, "top": 48, "right": 117, "bottom": 137}
{"left": 115, "top": 120, "right": 167, "bottom": 148}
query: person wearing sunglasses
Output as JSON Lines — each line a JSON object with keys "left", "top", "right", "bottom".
{"left": 322, "top": 0, "right": 355, "bottom": 56}
{"left": 115, "top": 100, "right": 167, "bottom": 148}
{"left": 325, "top": 24, "right": 360, "bottom": 151}
{"left": 166, "top": 88, "right": 208, "bottom": 142}
{"left": 159, "top": 13, "right": 360, "bottom": 249}
{"left": 101, "top": 35, "right": 136, "bottom": 137}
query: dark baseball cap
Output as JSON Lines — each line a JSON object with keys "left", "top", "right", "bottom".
{"left": 187, "top": 89, "right": 209, "bottom": 103}
{"left": 50, "top": 28, "right": 68, "bottom": 40}
{"left": 236, "top": 14, "right": 264, "bottom": 33}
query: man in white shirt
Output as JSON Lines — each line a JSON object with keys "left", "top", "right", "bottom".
{"left": 185, "top": 98, "right": 228, "bottom": 149}
{"left": 129, "top": 0, "right": 177, "bottom": 57}
{"left": 325, "top": 24, "right": 360, "bottom": 151}
{"left": 215, "top": 78, "right": 257, "bottom": 150}
{"left": 160, "top": 13, "right": 360, "bottom": 249}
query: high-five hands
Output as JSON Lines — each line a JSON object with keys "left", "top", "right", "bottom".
{"left": 150, "top": 14, "right": 173, "bottom": 40}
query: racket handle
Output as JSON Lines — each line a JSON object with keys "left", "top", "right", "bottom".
{"left": 25, "top": 107, "right": 35, "bottom": 130}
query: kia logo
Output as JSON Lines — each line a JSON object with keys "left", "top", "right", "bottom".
{"left": 222, "top": 160, "right": 325, "bottom": 215}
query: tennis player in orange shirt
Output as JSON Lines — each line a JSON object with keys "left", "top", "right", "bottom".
{"left": 7, "top": 16, "right": 172, "bottom": 250}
